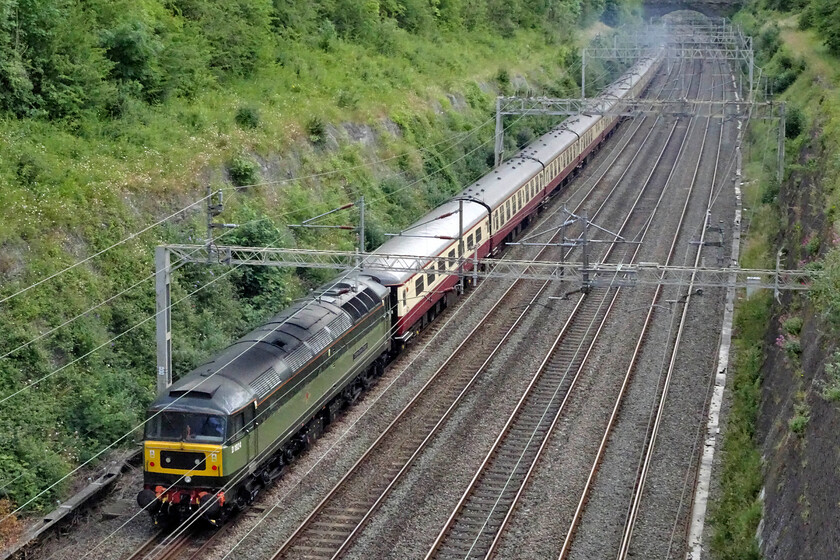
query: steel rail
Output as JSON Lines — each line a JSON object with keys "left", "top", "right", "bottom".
{"left": 268, "top": 114, "right": 650, "bottom": 559}
{"left": 425, "top": 66, "right": 697, "bottom": 558}
{"left": 614, "top": 59, "right": 729, "bottom": 560}
{"left": 268, "top": 65, "right": 679, "bottom": 560}
{"left": 556, "top": 56, "right": 724, "bottom": 560}
{"left": 126, "top": 531, "right": 164, "bottom": 560}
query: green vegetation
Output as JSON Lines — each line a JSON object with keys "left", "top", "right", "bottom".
{"left": 713, "top": 1, "right": 840, "bottom": 558}
{"left": 0, "top": 0, "right": 644, "bottom": 516}
{"left": 819, "top": 351, "right": 840, "bottom": 401}
{"left": 710, "top": 292, "right": 769, "bottom": 560}
{"left": 789, "top": 398, "right": 811, "bottom": 434}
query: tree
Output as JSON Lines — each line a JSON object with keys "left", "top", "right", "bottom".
{"left": 812, "top": 0, "right": 840, "bottom": 55}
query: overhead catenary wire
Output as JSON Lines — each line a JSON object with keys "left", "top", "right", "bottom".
{"left": 0, "top": 109, "right": 507, "bottom": 368}
{"left": 0, "top": 53, "right": 610, "bottom": 344}
{"left": 216, "top": 115, "right": 650, "bottom": 559}
{"left": 0, "top": 193, "right": 212, "bottom": 306}
{"left": 0, "top": 94, "right": 543, "bottom": 407}
{"left": 0, "top": 93, "right": 568, "bottom": 520}
{"left": 0, "top": 99, "right": 513, "bottom": 313}
{"left": 76, "top": 74, "right": 645, "bottom": 559}
{"left": 4, "top": 55, "right": 630, "bottom": 537}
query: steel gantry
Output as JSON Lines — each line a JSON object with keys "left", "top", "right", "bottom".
{"left": 153, "top": 244, "right": 813, "bottom": 392}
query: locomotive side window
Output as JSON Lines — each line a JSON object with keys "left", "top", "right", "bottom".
{"left": 228, "top": 413, "right": 244, "bottom": 442}
{"left": 244, "top": 405, "right": 255, "bottom": 429}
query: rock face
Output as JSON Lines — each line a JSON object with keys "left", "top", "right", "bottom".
{"left": 757, "top": 135, "right": 840, "bottom": 560}
{"left": 757, "top": 311, "right": 840, "bottom": 560}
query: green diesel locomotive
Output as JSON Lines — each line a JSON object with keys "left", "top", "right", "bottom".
{"left": 137, "top": 276, "right": 390, "bottom": 524}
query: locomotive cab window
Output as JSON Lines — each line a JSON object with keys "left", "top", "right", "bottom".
{"left": 147, "top": 411, "right": 226, "bottom": 444}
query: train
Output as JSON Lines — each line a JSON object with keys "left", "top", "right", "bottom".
{"left": 137, "top": 54, "right": 661, "bottom": 526}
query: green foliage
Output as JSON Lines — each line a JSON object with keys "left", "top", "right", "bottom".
{"left": 786, "top": 104, "right": 805, "bottom": 138}
{"left": 789, "top": 400, "right": 811, "bottom": 434}
{"left": 235, "top": 106, "right": 261, "bottom": 129}
{"left": 821, "top": 351, "right": 840, "bottom": 401}
{"left": 228, "top": 155, "right": 260, "bottom": 186}
{"left": 306, "top": 115, "right": 327, "bottom": 145}
{"left": 710, "top": 293, "right": 771, "bottom": 560}
{"left": 809, "top": 0, "right": 840, "bottom": 55}
{"left": 784, "top": 338, "right": 802, "bottom": 359}
{"left": 783, "top": 315, "right": 804, "bottom": 335}
{"left": 757, "top": 23, "right": 782, "bottom": 63}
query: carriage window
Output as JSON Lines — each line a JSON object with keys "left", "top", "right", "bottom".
{"left": 427, "top": 271, "right": 435, "bottom": 285}
{"left": 476, "top": 228, "right": 482, "bottom": 243}
{"left": 448, "top": 249, "right": 456, "bottom": 267}
{"left": 467, "top": 234, "right": 474, "bottom": 249}
{"left": 438, "top": 260, "right": 445, "bottom": 273}
{"left": 415, "top": 276, "right": 424, "bottom": 295}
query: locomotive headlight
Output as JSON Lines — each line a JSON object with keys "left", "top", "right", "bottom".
{"left": 184, "top": 476, "right": 192, "bottom": 483}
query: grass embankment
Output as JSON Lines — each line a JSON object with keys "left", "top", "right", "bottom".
{"left": 0, "top": 1, "right": 645, "bottom": 517}
{"left": 711, "top": 6, "right": 840, "bottom": 559}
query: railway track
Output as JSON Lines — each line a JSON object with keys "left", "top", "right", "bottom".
{"left": 424, "top": 57, "right": 711, "bottom": 560}
{"left": 615, "top": 61, "right": 730, "bottom": 560}
{"left": 125, "top": 522, "right": 234, "bottom": 560}
{"left": 555, "top": 57, "right": 733, "bottom": 560}
{"left": 265, "top": 64, "right": 687, "bottom": 560}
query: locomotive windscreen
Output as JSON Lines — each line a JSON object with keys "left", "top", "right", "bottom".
{"left": 146, "top": 412, "right": 226, "bottom": 443}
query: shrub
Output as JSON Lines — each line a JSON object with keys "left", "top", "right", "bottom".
{"left": 784, "top": 338, "right": 802, "bottom": 359}
{"left": 306, "top": 115, "right": 327, "bottom": 145}
{"left": 228, "top": 155, "right": 259, "bottom": 186}
{"left": 235, "top": 106, "right": 260, "bottom": 129}
{"left": 783, "top": 316, "right": 803, "bottom": 335}
{"left": 336, "top": 89, "right": 359, "bottom": 109}
{"left": 789, "top": 401, "right": 810, "bottom": 435}
{"left": 786, "top": 105, "right": 804, "bottom": 139}
{"left": 0, "top": 498, "right": 22, "bottom": 547}
{"left": 805, "top": 234, "right": 821, "bottom": 257}
{"left": 496, "top": 68, "right": 510, "bottom": 92}
{"left": 822, "top": 352, "right": 840, "bottom": 402}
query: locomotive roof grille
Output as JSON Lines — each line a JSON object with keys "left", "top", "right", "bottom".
{"left": 341, "top": 300, "right": 364, "bottom": 321}
{"left": 305, "top": 328, "right": 332, "bottom": 355}
{"left": 328, "top": 314, "right": 352, "bottom": 335}
{"left": 249, "top": 366, "right": 284, "bottom": 398}
{"left": 284, "top": 344, "right": 312, "bottom": 373}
